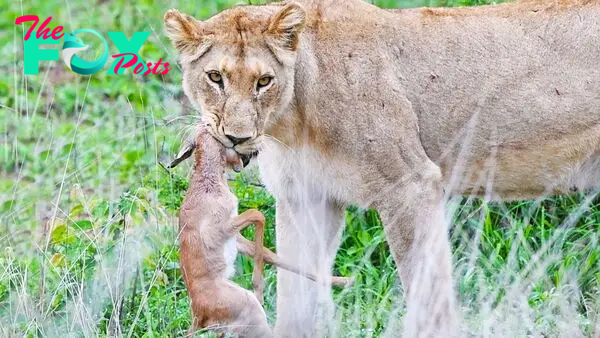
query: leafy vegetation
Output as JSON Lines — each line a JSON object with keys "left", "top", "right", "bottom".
{"left": 1, "top": 0, "right": 598, "bottom": 337}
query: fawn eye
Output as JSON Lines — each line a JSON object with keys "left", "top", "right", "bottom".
{"left": 207, "top": 71, "right": 223, "bottom": 84}
{"left": 256, "top": 76, "right": 272, "bottom": 89}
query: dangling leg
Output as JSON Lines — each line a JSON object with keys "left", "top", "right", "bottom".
{"left": 227, "top": 209, "right": 266, "bottom": 303}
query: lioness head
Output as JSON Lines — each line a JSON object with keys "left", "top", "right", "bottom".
{"left": 164, "top": 3, "right": 306, "bottom": 158}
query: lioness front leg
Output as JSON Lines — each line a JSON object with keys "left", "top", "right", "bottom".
{"left": 376, "top": 161, "right": 458, "bottom": 338}
{"left": 273, "top": 198, "right": 345, "bottom": 338}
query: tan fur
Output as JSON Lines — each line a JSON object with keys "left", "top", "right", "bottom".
{"left": 178, "top": 125, "right": 271, "bottom": 337}
{"left": 167, "top": 1, "right": 600, "bottom": 337}
{"left": 177, "top": 125, "right": 353, "bottom": 336}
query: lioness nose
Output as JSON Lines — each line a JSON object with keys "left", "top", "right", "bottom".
{"left": 225, "top": 135, "right": 251, "bottom": 146}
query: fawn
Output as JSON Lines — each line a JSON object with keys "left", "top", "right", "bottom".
{"left": 176, "top": 124, "right": 352, "bottom": 337}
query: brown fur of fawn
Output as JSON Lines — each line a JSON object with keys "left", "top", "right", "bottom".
{"left": 179, "top": 125, "right": 271, "bottom": 337}
{"left": 177, "top": 126, "right": 353, "bottom": 337}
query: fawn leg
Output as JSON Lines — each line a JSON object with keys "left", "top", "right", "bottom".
{"left": 236, "top": 234, "right": 353, "bottom": 287}
{"left": 251, "top": 212, "right": 265, "bottom": 305}
{"left": 228, "top": 209, "right": 266, "bottom": 305}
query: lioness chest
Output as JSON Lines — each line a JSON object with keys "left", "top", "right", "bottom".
{"left": 258, "top": 139, "right": 364, "bottom": 206}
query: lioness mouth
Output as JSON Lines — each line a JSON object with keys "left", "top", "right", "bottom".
{"left": 239, "top": 151, "right": 258, "bottom": 168}
{"left": 167, "top": 140, "right": 257, "bottom": 172}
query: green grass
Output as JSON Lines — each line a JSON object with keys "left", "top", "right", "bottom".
{"left": 1, "top": 0, "right": 599, "bottom": 337}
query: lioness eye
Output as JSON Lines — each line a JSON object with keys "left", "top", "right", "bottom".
{"left": 256, "top": 76, "right": 272, "bottom": 89}
{"left": 207, "top": 71, "right": 223, "bottom": 84}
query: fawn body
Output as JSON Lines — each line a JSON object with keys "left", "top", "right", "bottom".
{"left": 178, "top": 126, "right": 270, "bottom": 337}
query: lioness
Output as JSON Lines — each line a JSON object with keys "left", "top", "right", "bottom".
{"left": 164, "top": 0, "right": 600, "bottom": 336}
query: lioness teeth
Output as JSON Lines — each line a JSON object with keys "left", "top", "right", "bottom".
{"left": 239, "top": 151, "right": 258, "bottom": 168}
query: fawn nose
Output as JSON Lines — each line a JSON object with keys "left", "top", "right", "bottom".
{"left": 225, "top": 135, "right": 251, "bottom": 146}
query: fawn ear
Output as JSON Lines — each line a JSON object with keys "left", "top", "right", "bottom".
{"left": 267, "top": 2, "right": 306, "bottom": 52}
{"left": 168, "top": 138, "right": 196, "bottom": 169}
{"left": 164, "top": 9, "right": 211, "bottom": 59}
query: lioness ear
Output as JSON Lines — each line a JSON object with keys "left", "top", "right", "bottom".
{"left": 267, "top": 2, "right": 306, "bottom": 52}
{"left": 164, "top": 9, "right": 211, "bottom": 58}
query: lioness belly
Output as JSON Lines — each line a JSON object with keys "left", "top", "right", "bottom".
{"left": 440, "top": 125, "right": 600, "bottom": 200}
{"left": 398, "top": 4, "right": 600, "bottom": 200}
